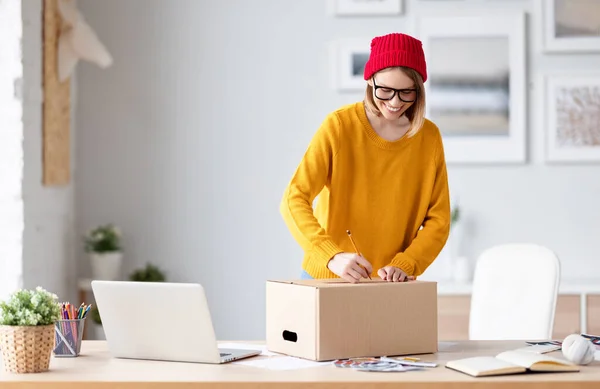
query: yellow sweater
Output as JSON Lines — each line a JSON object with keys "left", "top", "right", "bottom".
{"left": 280, "top": 102, "right": 451, "bottom": 279}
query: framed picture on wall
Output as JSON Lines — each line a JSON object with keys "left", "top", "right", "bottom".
{"left": 333, "top": 0, "right": 403, "bottom": 16}
{"left": 332, "top": 39, "right": 370, "bottom": 91}
{"left": 416, "top": 12, "right": 527, "bottom": 164}
{"left": 542, "top": 73, "right": 600, "bottom": 163}
{"left": 540, "top": 0, "right": 600, "bottom": 53}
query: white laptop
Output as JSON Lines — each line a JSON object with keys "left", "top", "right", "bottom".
{"left": 90, "top": 280, "right": 261, "bottom": 364}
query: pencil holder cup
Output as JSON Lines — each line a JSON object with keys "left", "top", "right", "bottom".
{"left": 53, "top": 319, "right": 86, "bottom": 357}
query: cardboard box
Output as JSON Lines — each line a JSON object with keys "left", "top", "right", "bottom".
{"left": 265, "top": 279, "right": 438, "bottom": 361}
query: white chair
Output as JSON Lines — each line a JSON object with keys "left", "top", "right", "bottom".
{"left": 468, "top": 243, "right": 560, "bottom": 341}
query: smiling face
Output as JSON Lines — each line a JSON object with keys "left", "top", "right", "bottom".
{"left": 368, "top": 67, "right": 418, "bottom": 121}
{"left": 364, "top": 66, "right": 426, "bottom": 137}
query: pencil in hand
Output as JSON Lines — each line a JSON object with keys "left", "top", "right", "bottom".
{"left": 346, "top": 230, "right": 372, "bottom": 280}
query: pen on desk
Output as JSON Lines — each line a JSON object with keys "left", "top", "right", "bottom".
{"left": 346, "top": 230, "right": 371, "bottom": 280}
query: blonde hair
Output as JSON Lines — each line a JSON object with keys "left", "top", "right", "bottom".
{"left": 364, "top": 67, "right": 426, "bottom": 137}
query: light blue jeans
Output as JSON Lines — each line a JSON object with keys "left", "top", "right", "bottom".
{"left": 300, "top": 270, "right": 313, "bottom": 279}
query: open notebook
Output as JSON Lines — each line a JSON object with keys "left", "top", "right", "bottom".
{"left": 446, "top": 350, "right": 580, "bottom": 377}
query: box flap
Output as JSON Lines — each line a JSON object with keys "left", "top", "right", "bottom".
{"left": 266, "top": 279, "right": 318, "bottom": 287}
{"left": 266, "top": 278, "right": 364, "bottom": 287}
{"left": 267, "top": 279, "right": 436, "bottom": 288}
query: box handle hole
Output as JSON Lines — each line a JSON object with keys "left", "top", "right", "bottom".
{"left": 282, "top": 330, "right": 298, "bottom": 342}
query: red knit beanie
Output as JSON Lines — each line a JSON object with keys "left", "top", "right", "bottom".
{"left": 363, "top": 33, "right": 427, "bottom": 83}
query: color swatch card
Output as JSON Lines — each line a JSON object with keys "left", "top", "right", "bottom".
{"left": 333, "top": 357, "right": 429, "bottom": 372}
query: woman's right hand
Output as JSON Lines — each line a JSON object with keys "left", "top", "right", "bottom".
{"left": 327, "top": 253, "right": 373, "bottom": 283}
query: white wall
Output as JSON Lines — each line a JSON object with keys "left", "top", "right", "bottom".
{"left": 0, "top": 0, "right": 76, "bottom": 302}
{"left": 76, "top": 0, "right": 600, "bottom": 340}
{"left": 22, "top": 0, "right": 77, "bottom": 303}
{"left": 0, "top": 0, "right": 24, "bottom": 298}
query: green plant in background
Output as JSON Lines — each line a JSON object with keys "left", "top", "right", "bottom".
{"left": 0, "top": 287, "right": 61, "bottom": 326}
{"left": 90, "top": 306, "right": 102, "bottom": 325}
{"left": 129, "top": 263, "right": 167, "bottom": 282}
{"left": 84, "top": 224, "right": 122, "bottom": 253}
{"left": 451, "top": 205, "right": 460, "bottom": 226}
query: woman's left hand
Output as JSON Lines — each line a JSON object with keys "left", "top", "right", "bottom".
{"left": 378, "top": 266, "right": 415, "bottom": 282}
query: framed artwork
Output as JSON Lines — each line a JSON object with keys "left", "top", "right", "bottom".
{"left": 542, "top": 73, "right": 600, "bottom": 163}
{"left": 333, "top": 0, "right": 403, "bottom": 16}
{"left": 43, "top": 0, "right": 71, "bottom": 186}
{"left": 416, "top": 12, "right": 527, "bottom": 164}
{"left": 540, "top": 0, "right": 600, "bottom": 53}
{"left": 333, "top": 39, "right": 371, "bottom": 91}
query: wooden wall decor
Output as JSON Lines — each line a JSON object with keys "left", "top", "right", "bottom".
{"left": 42, "top": 0, "right": 71, "bottom": 186}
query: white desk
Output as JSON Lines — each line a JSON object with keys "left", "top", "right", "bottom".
{"left": 1, "top": 340, "right": 600, "bottom": 388}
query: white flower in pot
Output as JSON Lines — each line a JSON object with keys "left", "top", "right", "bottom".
{"left": 0, "top": 287, "right": 62, "bottom": 373}
{"left": 84, "top": 224, "right": 123, "bottom": 281}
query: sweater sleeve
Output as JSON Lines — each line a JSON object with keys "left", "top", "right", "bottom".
{"left": 280, "top": 113, "right": 344, "bottom": 266}
{"left": 389, "top": 136, "right": 451, "bottom": 276}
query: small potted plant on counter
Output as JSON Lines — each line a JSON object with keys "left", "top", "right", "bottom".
{"left": 129, "top": 263, "right": 167, "bottom": 282}
{"left": 84, "top": 223, "right": 123, "bottom": 280}
{"left": 0, "top": 287, "right": 61, "bottom": 373}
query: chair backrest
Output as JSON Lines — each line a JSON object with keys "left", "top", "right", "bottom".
{"left": 469, "top": 243, "right": 560, "bottom": 341}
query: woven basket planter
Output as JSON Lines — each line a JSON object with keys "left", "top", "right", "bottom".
{"left": 0, "top": 324, "right": 55, "bottom": 373}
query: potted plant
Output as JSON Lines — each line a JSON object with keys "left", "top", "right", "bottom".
{"left": 84, "top": 224, "right": 123, "bottom": 280}
{"left": 90, "top": 263, "right": 166, "bottom": 340}
{"left": 0, "top": 287, "right": 61, "bottom": 373}
{"left": 129, "top": 263, "right": 167, "bottom": 282}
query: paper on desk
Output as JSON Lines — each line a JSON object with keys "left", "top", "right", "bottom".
{"left": 234, "top": 356, "right": 330, "bottom": 370}
{"left": 219, "top": 342, "right": 279, "bottom": 356}
{"left": 514, "top": 344, "right": 562, "bottom": 354}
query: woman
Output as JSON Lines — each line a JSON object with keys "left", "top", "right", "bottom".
{"left": 280, "top": 32, "right": 451, "bottom": 283}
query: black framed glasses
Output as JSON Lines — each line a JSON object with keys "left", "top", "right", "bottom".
{"left": 373, "top": 79, "right": 417, "bottom": 102}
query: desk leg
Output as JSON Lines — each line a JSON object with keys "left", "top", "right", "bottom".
{"left": 580, "top": 293, "right": 587, "bottom": 335}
